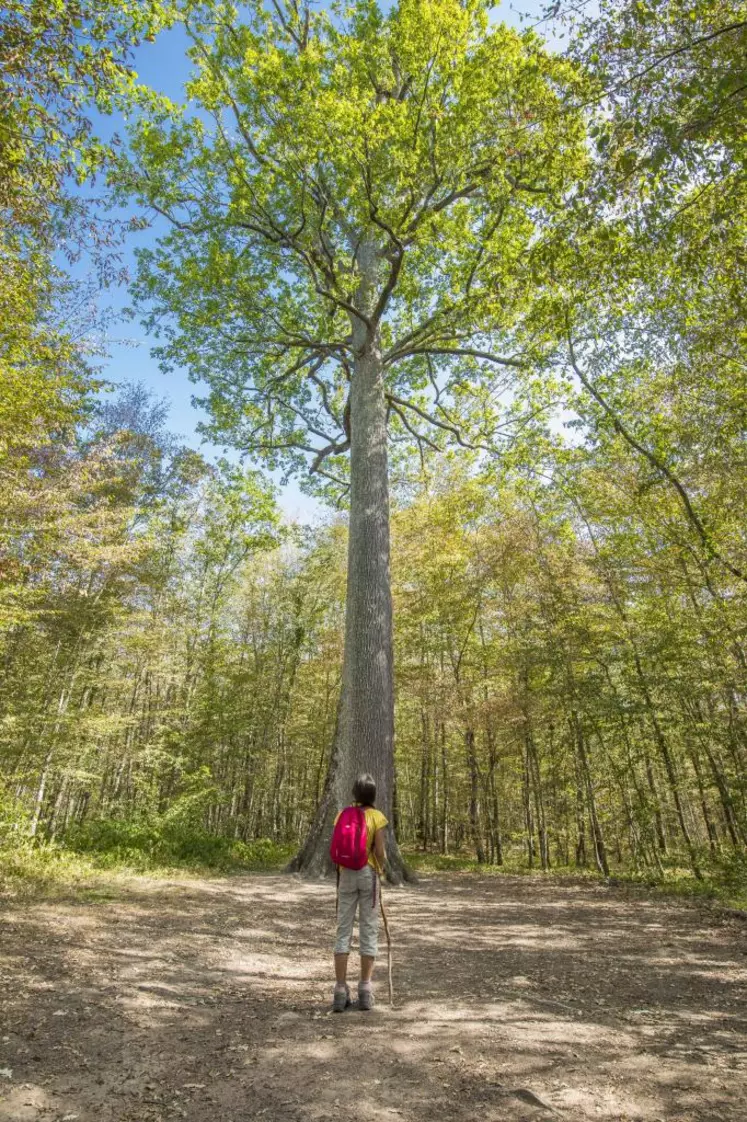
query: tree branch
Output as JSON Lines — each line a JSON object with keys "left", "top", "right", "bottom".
{"left": 395, "top": 346, "right": 525, "bottom": 369}
{"left": 566, "top": 324, "right": 747, "bottom": 585}
{"left": 309, "top": 437, "right": 351, "bottom": 474}
{"left": 388, "top": 401, "right": 441, "bottom": 451}
{"left": 622, "top": 20, "right": 747, "bottom": 92}
{"left": 386, "top": 392, "right": 486, "bottom": 453}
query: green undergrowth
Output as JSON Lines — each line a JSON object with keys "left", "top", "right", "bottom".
{"left": 3, "top": 827, "right": 745, "bottom": 914}
{"left": 66, "top": 818, "right": 295, "bottom": 871}
{"left": 403, "top": 849, "right": 747, "bottom": 914}
{"left": 0, "top": 822, "right": 295, "bottom": 901}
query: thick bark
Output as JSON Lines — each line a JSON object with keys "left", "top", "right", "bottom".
{"left": 289, "top": 245, "right": 409, "bottom": 881}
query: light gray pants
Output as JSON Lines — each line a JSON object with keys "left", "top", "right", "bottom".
{"left": 334, "top": 865, "right": 379, "bottom": 958}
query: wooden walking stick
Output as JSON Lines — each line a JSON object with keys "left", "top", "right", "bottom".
{"left": 377, "top": 872, "right": 394, "bottom": 1007}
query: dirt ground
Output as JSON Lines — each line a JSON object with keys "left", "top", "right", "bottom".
{"left": 1, "top": 873, "right": 746, "bottom": 1122}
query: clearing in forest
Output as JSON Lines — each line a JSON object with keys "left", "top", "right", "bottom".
{"left": 1, "top": 874, "right": 745, "bottom": 1122}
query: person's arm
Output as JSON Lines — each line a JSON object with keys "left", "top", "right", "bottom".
{"left": 373, "top": 827, "right": 386, "bottom": 871}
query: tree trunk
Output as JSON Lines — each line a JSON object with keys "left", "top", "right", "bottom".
{"left": 632, "top": 651, "right": 702, "bottom": 878}
{"left": 419, "top": 708, "right": 430, "bottom": 849}
{"left": 485, "top": 720, "right": 503, "bottom": 865}
{"left": 523, "top": 735, "right": 536, "bottom": 868}
{"left": 465, "top": 727, "right": 485, "bottom": 863}
{"left": 289, "top": 245, "right": 408, "bottom": 880}
{"left": 440, "top": 721, "right": 449, "bottom": 854}
{"left": 571, "top": 712, "right": 609, "bottom": 876}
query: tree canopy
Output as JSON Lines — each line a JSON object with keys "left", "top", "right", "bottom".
{"left": 120, "top": 0, "right": 589, "bottom": 492}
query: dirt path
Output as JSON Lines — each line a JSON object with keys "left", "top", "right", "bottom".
{"left": 1, "top": 873, "right": 745, "bottom": 1122}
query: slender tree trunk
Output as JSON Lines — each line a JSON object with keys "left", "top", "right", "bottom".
{"left": 643, "top": 752, "right": 668, "bottom": 855}
{"left": 571, "top": 712, "right": 609, "bottom": 876}
{"left": 598, "top": 659, "right": 664, "bottom": 871}
{"left": 632, "top": 651, "right": 702, "bottom": 878}
{"left": 440, "top": 721, "right": 449, "bottom": 854}
{"left": 419, "top": 708, "right": 430, "bottom": 849}
{"left": 687, "top": 698, "right": 746, "bottom": 847}
{"left": 522, "top": 682, "right": 549, "bottom": 871}
{"left": 574, "top": 753, "right": 587, "bottom": 869}
{"left": 687, "top": 743, "right": 719, "bottom": 856}
{"left": 29, "top": 746, "right": 53, "bottom": 839}
{"left": 485, "top": 720, "right": 503, "bottom": 865}
{"left": 29, "top": 671, "right": 78, "bottom": 838}
{"left": 523, "top": 734, "right": 536, "bottom": 868}
{"left": 465, "top": 727, "right": 485, "bottom": 863}
{"left": 430, "top": 718, "right": 438, "bottom": 848}
{"left": 528, "top": 733, "right": 549, "bottom": 872}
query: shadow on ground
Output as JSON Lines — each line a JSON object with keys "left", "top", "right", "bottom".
{"left": 1, "top": 873, "right": 745, "bottom": 1121}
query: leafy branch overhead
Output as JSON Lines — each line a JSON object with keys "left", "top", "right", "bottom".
{"left": 118, "top": 0, "right": 590, "bottom": 492}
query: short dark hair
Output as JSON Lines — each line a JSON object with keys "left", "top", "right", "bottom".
{"left": 352, "top": 773, "right": 376, "bottom": 807}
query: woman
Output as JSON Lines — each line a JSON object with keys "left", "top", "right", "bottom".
{"left": 331, "top": 773, "right": 387, "bottom": 1011}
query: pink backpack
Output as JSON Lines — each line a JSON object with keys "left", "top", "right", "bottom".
{"left": 330, "top": 806, "right": 369, "bottom": 869}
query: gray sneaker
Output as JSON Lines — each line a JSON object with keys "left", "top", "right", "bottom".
{"left": 358, "top": 983, "right": 374, "bottom": 1011}
{"left": 332, "top": 984, "right": 351, "bottom": 1013}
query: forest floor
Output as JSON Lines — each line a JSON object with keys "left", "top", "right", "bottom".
{"left": 1, "top": 872, "right": 746, "bottom": 1122}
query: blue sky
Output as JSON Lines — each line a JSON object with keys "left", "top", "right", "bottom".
{"left": 88, "top": 0, "right": 574, "bottom": 521}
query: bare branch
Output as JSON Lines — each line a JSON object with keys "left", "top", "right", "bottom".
{"left": 308, "top": 369, "right": 343, "bottom": 428}
{"left": 388, "top": 401, "right": 441, "bottom": 451}
{"left": 265, "top": 353, "right": 325, "bottom": 392}
{"left": 383, "top": 306, "right": 460, "bottom": 364}
{"left": 309, "top": 437, "right": 351, "bottom": 474}
{"left": 402, "top": 180, "right": 484, "bottom": 243}
{"left": 396, "top": 346, "right": 525, "bottom": 369}
{"left": 386, "top": 391, "right": 484, "bottom": 453}
{"left": 465, "top": 204, "right": 507, "bottom": 295}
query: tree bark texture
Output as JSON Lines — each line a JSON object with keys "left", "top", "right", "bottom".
{"left": 289, "top": 244, "right": 409, "bottom": 881}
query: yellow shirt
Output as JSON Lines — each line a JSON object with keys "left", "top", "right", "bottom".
{"left": 334, "top": 805, "right": 388, "bottom": 869}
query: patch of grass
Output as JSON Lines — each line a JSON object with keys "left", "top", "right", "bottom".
{"left": 404, "top": 850, "right": 494, "bottom": 874}
{"left": 631, "top": 868, "right": 747, "bottom": 914}
{"left": 597, "top": 851, "right": 747, "bottom": 913}
{"left": 0, "top": 828, "right": 296, "bottom": 902}
{"left": 64, "top": 818, "right": 296, "bottom": 872}
{"left": 0, "top": 842, "right": 109, "bottom": 902}
{"left": 404, "top": 849, "right": 601, "bottom": 880}
{"left": 402, "top": 848, "right": 747, "bottom": 913}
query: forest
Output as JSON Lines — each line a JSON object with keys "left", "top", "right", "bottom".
{"left": 1, "top": 0, "right": 745, "bottom": 899}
